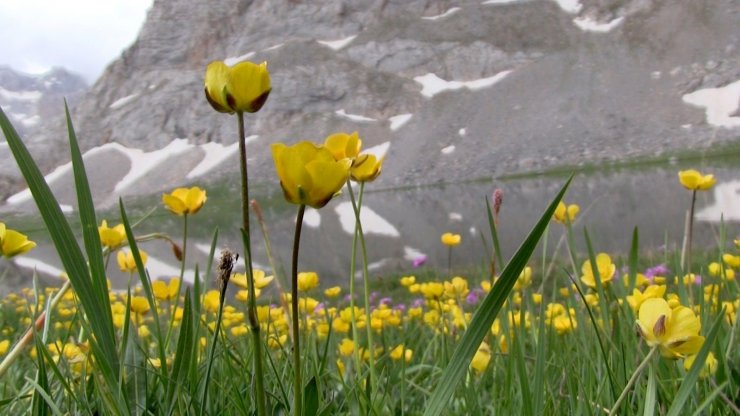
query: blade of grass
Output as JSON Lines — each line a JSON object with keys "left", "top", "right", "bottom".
{"left": 643, "top": 365, "right": 656, "bottom": 416}
{"left": 423, "top": 175, "right": 572, "bottom": 416}
{"left": 1, "top": 105, "right": 124, "bottom": 409}
{"left": 485, "top": 197, "right": 504, "bottom": 270}
{"left": 666, "top": 308, "right": 726, "bottom": 416}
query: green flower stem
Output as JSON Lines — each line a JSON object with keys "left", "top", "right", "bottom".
{"left": 682, "top": 190, "right": 697, "bottom": 274}
{"left": 164, "top": 213, "right": 188, "bottom": 348}
{"left": 237, "top": 111, "right": 267, "bottom": 416}
{"left": 347, "top": 182, "right": 377, "bottom": 394}
{"left": 291, "top": 204, "right": 307, "bottom": 416}
{"left": 564, "top": 221, "right": 578, "bottom": 278}
{"left": 609, "top": 345, "right": 658, "bottom": 415}
{"left": 346, "top": 181, "right": 364, "bottom": 379}
{"left": 0, "top": 279, "right": 71, "bottom": 378}
{"left": 200, "top": 293, "right": 227, "bottom": 415}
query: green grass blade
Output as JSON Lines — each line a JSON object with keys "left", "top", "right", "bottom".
{"left": 485, "top": 197, "right": 504, "bottom": 269}
{"left": 643, "top": 365, "right": 656, "bottom": 416}
{"left": 666, "top": 308, "right": 726, "bottom": 416}
{"left": 628, "top": 227, "right": 639, "bottom": 294}
{"left": 1, "top": 106, "right": 123, "bottom": 402}
{"left": 423, "top": 175, "right": 572, "bottom": 416}
{"left": 532, "top": 298, "right": 548, "bottom": 415}
{"left": 690, "top": 380, "right": 729, "bottom": 416}
{"left": 304, "top": 376, "right": 319, "bottom": 416}
{"left": 167, "top": 289, "right": 195, "bottom": 409}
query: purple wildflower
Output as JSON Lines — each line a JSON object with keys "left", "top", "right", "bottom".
{"left": 412, "top": 255, "right": 427, "bottom": 268}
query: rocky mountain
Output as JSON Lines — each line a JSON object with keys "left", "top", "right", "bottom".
{"left": 0, "top": 66, "right": 87, "bottom": 194}
{"left": 2, "top": 0, "right": 739, "bottom": 197}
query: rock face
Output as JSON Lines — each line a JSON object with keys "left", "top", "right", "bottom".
{"left": 2, "top": 0, "right": 740, "bottom": 194}
{"left": 0, "top": 66, "right": 87, "bottom": 193}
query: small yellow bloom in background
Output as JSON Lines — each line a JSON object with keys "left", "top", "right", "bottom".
{"left": 338, "top": 338, "right": 355, "bottom": 357}
{"left": 580, "top": 253, "right": 616, "bottom": 288}
{"left": 470, "top": 342, "right": 491, "bottom": 374}
{"left": 513, "top": 266, "right": 532, "bottom": 291}
{"left": 444, "top": 276, "right": 469, "bottom": 297}
{"left": 203, "top": 290, "right": 221, "bottom": 314}
{"left": 204, "top": 60, "right": 271, "bottom": 114}
{"left": 723, "top": 253, "right": 740, "bottom": 268}
{"left": 636, "top": 298, "right": 705, "bottom": 359}
{"left": 683, "top": 352, "right": 718, "bottom": 378}
{"left": 271, "top": 141, "right": 351, "bottom": 209}
{"left": 390, "top": 345, "right": 413, "bottom": 363}
{"left": 553, "top": 201, "right": 580, "bottom": 224}
{"left": 420, "top": 282, "right": 445, "bottom": 299}
{"left": 98, "top": 220, "right": 126, "bottom": 249}
{"left": 231, "top": 269, "right": 274, "bottom": 290}
{"left": 162, "top": 187, "right": 207, "bottom": 216}
{"left": 0, "top": 223, "right": 36, "bottom": 258}
{"left": 0, "top": 339, "right": 9, "bottom": 356}
{"left": 400, "top": 276, "right": 416, "bottom": 287}
{"left": 324, "top": 286, "right": 342, "bottom": 298}
{"left": 441, "top": 232, "right": 461, "bottom": 247}
{"left": 678, "top": 169, "right": 716, "bottom": 191}
{"left": 351, "top": 153, "right": 383, "bottom": 182}
{"left": 324, "top": 131, "right": 362, "bottom": 160}
{"left": 117, "top": 249, "right": 148, "bottom": 273}
{"left": 152, "top": 278, "right": 180, "bottom": 301}
{"left": 336, "top": 359, "right": 346, "bottom": 378}
{"left": 129, "top": 296, "right": 150, "bottom": 314}
{"left": 297, "top": 272, "right": 320, "bottom": 292}
{"left": 138, "top": 325, "right": 151, "bottom": 338}
{"left": 626, "top": 285, "right": 666, "bottom": 313}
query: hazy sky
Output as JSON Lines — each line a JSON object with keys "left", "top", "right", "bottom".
{"left": 0, "top": 0, "right": 153, "bottom": 83}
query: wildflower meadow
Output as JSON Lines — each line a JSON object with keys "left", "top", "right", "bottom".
{"left": 0, "top": 59, "right": 738, "bottom": 415}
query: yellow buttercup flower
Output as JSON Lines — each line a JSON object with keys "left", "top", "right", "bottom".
{"left": 400, "top": 276, "right": 416, "bottom": 287}
{"left": 626, "top": 285, "right": 666, "bottom": 313}
{"left": 678, "top": 169, "right": 716, "bottom": 191}
{"left": 350, "top": 153, "right": 383, "bottom": 182}
{"left": 337, "top": 338, "right": 355, "bottom": 357}
{"left": 324, "top": 132, "right": 361, "bottom": 160}
{"left": 271, "top": 141, "right": 351, "bottom": 209}
{"left": 129, "top": 296, "right": 151, "bottom": 314}
{"left": 723, "top": 253, "right": 740, "bottom": 268}
{"left": 683, "top": 352, "right": 718, "bottom": 378}
{"left": 204, "top": 60, "right": 271, "bottom": 114}
{"left": 162, "top": 187, "right": 207, "bottom": 216}
{"left": 297, "top": 272, "right": 319, "bottom": 292}
{"left": 441, "top": 232, "right": 461, "bottom": 247}
{"left": 0, "top": 339, "right": 10, "bottom": 356}
{"left": 231, "top": 269, "right": 274, "bottom": 290}
{"left": 324, "top": 286, "right": 342, "bottom": 298}
{"left": 0, "top": 223, "right": 36, "bottom": 258}
{"left": 636, "top": 298, "right": 704, "bottom": 359}
{"left": 470, "top": 342, "right": 491, "bottom": 374}
{"left": 580, "top": 253, "right": 616, "bottom": 288}
{"left": 98, "top": 220, "right": 126, "bottom": 249}
{"left": 117, "top": 249, "right": 148, "bottom": 273}
{"left": 390, "top": 345, "right": 413, "bottom": 363}
{"left": 553, "top": 201, "right": 579, "bottom": 224}
{"left": 151, "top": 278, "right": 180, "bottom": 301}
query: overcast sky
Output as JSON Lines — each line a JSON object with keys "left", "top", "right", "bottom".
{"left": 0, "top": 0, "right": 153, "bottom": 83}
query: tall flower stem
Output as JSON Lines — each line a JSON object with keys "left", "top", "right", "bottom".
{"left": 609, "top": 346, "right": 658, "bottom": 414}
{"left": 236, "top": 111, "right": 267, "bottom": 416}
{"left": 347, "top": 182, "right": 377, "bottom": 394}
{"left": 347, "top": 181, "right": 364, "bottom": 379}
{"left": 681, "top": 190, "right": 697, "bottom": 274}
{"left": 164, "top": 214, "right": 188, "bottom": 348}
{"left": 291, "top": 204, "right": 307, "bottom": 416}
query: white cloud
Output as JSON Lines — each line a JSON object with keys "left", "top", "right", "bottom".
{"left": 0, "top": 0, "right": 153, "bottom": 82}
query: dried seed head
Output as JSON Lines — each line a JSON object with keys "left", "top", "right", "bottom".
{"left": 171, "top": 242, "right": 183, "bottom": 262}
{"left": 492, "top": 188, "right": 503, "bottom": 216}
{"left": 217, "top": 249, "right": 238, "bottom": 295}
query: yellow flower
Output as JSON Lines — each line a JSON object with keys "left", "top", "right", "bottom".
{"left": 0, "top": 339, "right": 9, "bottom": 356}
{"left": 204, "top": 60, "right": 271, "bottom": 113}
{"left": 151, "top": 278, "right": 180, "bottom": 301}
{"left": 203, "top": 290, "right": 221, "bottom": 314}
{"left": 324, "top": 132, "right": 361, "bottom": 160}
{"left": 553, "top": 201, "right": 580, "bottom": 224}
{"left": 400, "top": 276, "right": 416, "bottom": 287}
{"left": 162, "top": 187, "right": 207, "bottom": 216}
{"left": 129, "top": 296, "right": 150, "bottom": 314}
{"left": 420, "top": 282, "right": 444, "bottom": 299}
{"left": 580, "top": 253, "right": 616, "bottom": 288}
{"left": 231, "top": 270, "right": 274, "bottom": 290}
{"left": 117, "top": 249, "right": 148, "bottom": 273}
{"left": 723, "top": 253, "right": 740, "bottom": 268}
{"left": 444, "top": 276, "right": 469, "bottom": 297}
{"left": 441, "top": 232, "right": 461, "bottom": 247}
{"left": 678, "top": 169, "right": 716, "bottom": 191}
{"left": 324, "top": 286, "right": 342, "bottom": 298}
{"left": 683, "top": 352, "right": 718, "bottom": 378}
{"left": 636, "top": 298, "right": 705, "bottom": 359}
{"left": 338, "top": 338, "right": 355, "bottom": 357}
{"left": 98, "top": 220, "right": 126, "bottom": 249}
{"left": 0, "top": 223, "right": 36, "bottom": 258}
{"left": 350, "top": 154, "right": 383, "bottom": 182}
{"left": 513, "top": 267, "right": 532, "bottom": 291}
{"left": 470, "top": 342, "right": 491, "bottom": 374}
{"left": 297, "top": 272, "right": 319, "bottom": 292}
{"left": 390, "top": 345, "right": 413, "bottom": 363}
{"left": 626, "top": 285, "right": 666, "bottom": 313}
{"left": 271, "top": 141, "right": 351, "bottom": 209}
